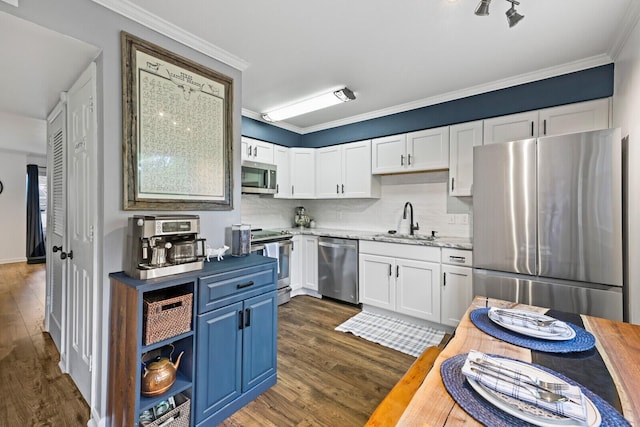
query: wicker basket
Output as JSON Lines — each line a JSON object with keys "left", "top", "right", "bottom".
{"left": 144, "top": 393, "right": 191, "bottom": 427}
{"left": 143, "top": 289, "right": 193, "bottom": 345}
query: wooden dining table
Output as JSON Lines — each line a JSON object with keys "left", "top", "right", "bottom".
{"left": 395, "top": 297, "right": 640, "bottom": 426}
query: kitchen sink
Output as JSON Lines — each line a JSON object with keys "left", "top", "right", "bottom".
{"left": 373, "top": 233, "right": 437, "bottom": 241}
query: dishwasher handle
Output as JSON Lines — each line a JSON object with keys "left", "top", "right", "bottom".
{"left": 318, "top": 241, "right": 358, "bottom": 250}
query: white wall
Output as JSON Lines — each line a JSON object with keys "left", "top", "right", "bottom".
{"left": 241, "top": 171, "right": 472, "bottom": 238}
{"left": 613, "top": 18, "right": 640, "bottom": 324}
{"left": 0, "top": 150, "right": 27, "bottom": 263}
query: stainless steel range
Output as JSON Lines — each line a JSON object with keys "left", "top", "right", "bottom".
{"left": 250, "top": 229, "right": 293, "bottom": 305}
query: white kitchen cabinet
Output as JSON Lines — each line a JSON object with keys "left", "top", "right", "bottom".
{"left": 371, "top": 126, "right": 449, "bottom": 174}
{"left": 290, "top": 235, "right": 302, "bottom": 291}
{"left": 448, "top": 121, "right": 483, "bottom": 196}
{"left": 483, "top": 99, "right": 611, "bottom": 144}
{"left": 241, "top": 137, "right": 274, "bottom": 164}
{"left": 316, "top": 140, "right": 380, "bottom": 198}
{"left": 290, "top": 148, "right": 315, "bottom": 198}
{"left": 538, "top": 98, "right": 610, "bottom": 137}
{"left": 273, "top": 145, "right": 291, "bottom": 198}
{"left": 302, "top": 235, "right": 318, "bottom": 291}
{"left": 359, "top": 241, "right": 441, "bottom": 323}
{"left": 440, "top": 248, "right": 473, "bottom": 328}
{"left": 483, "top": 111, "right": 538, "bottom": 145}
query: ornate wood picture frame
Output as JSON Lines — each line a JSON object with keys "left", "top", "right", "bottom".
{"left": 121, "top": 32, "right": 233, "bottom": 210}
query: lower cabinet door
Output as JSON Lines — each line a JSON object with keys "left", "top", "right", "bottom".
{"left": 242, "top": 291, "right": 278, "bottom": 391}
{"left": 195, "top": 301, "right": 243, "bottom": 424}
{"left": 396, "top": 259, "right": 441, "bottom": 322}
{"left": 359, "top": 254, "right": 395, "bottom": 309}
{"left": 441, "top": 265, "right": 472, "bottom": 327}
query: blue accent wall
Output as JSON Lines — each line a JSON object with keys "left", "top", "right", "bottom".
{"left": 241, "top": 116, "right": 303, "bottom": 147}
{"left": 242, "top": 64, "right": 614, "bottom": 148}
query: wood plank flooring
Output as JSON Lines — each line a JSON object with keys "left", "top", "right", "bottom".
{"left": 2, "top": 262, "right": 421, "bottom": 426}
{"left": 0, "top": 262, "right": 89, "bottom": 426}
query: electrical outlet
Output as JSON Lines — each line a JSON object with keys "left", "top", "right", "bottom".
{"left": 457, "top": 214, "right": 469, "bottom": 225}
{"left": 448, "top": 215, "right": 456, "bottom": 224}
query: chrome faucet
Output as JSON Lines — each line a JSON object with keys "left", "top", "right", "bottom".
{"left": 403, "top": 202, "right": 420, "bottom": 235}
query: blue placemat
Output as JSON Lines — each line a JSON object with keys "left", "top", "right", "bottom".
{"left": 441, "top": 354, "right": 631, "bottom": 427}
{"left": 470, "top": 308, "right": 596, "bottom": 353}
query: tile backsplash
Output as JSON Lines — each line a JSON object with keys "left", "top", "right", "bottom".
{"left": 241, "top": 171, "right": 472, "bottom": 238}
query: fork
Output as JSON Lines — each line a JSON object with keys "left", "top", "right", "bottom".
{"left": 470, "top": 366, "right": 569, "bottom": 403}
{"left": 473, "top": 358, "right": 569, "bottom": 390}
{"left": 494, "top": 309, "right": 558, "bottom": 327}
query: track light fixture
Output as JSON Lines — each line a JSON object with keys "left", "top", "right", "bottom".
{"left": 262, "top": 88, "right": 356, "bottom": 122}
{"left": 474, "top": 0, "right": 524, "bottom": 28}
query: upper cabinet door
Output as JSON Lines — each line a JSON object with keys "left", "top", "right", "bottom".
{"left": 483, "top": 111, "right": 538, "bottom": 145}
{"left": 371, "top": 134, "right": 406, "bottom": 174}
{"left": 538, "top": 98, "right": 610, "bottom": 137}
{"left": 241, "top": 137, "right": 274, "bottom": 164}
{"left": 406, "top": 126, "right": 450, "bottom": 171}
{"left": 342, "top": 140, "right": 379, "bottom": 198}
{"left": 315, "top": 146, "right": 342, "bottom": 198}
{"left": 290, "top": 148, "right": 315, "bottom": 198}
{"left": 273, "top": 145, "right": 291, "bottom": 199}
{"left": 449, "top": 121, "right": 483, "bottom": 197}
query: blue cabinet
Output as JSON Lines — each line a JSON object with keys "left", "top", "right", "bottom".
{"left": 195, "top": 260, "right": 277, "bottom": 426}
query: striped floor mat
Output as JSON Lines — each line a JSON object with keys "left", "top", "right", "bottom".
{"left": 335, "top": 311, "right": 446, "bottom": 357}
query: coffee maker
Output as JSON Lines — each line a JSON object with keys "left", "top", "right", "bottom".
{"left": 125, "top": 215, "right": 206, "bottom": 280}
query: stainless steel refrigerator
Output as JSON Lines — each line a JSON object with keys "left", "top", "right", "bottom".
{"left": 472, "top": 128, "right": 624, "bottom": 321}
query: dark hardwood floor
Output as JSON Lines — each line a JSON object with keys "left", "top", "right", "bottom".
{"left": 1, "top": 263, "right": 416, "bottom": 426}
{"left": 0, "top": 262, "right": 89, "bottom": 426}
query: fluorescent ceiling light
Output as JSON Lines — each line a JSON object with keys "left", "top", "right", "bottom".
{"left": 262, "top": 88, "right": 355, "bottom": 122}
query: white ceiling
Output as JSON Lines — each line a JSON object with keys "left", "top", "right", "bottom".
{"left": 1, "top": 1, "right": 639, "bottom": 141}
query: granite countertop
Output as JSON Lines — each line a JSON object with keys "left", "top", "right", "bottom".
{"left": 285, "top": 227, "right": 472, "bottom": 250}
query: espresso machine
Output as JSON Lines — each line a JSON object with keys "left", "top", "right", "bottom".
{"left": 125, "top": 215, "right": 206, "bottom": 280}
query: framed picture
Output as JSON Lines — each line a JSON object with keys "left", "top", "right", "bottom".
{"left": 121, "top": 32, "right": 234, "bottom": 210}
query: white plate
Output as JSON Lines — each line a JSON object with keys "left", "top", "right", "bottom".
{"left": 467, "top": 357, "right": 601, "bottom": 427}
{"left": 488, "top": 309, "right": 576, "bottom": 341}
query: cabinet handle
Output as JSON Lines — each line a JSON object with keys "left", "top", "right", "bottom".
{"left": 237, "top": 280, "right": 255, "bottom": 289}
{"left": 543, "top": 119, "right": 547, "bottom": 135}
{"left": 408, "top": 153, "right": 412, "bottom": 165}
{"left": 247, "top": 145, "right": 252, "bottom": 157}
{"left": 276, "top": 184, "right": 279, "bottom": 194}
{"left": 396, "top": 265, "right": 399, "bottom": 278}
{"left": 245, "top": 308, "right": 251, "bottom": 327}
{"left": 388, "top": 264, "right": 392, "bottom": 277}
{"left": 341, "top": 184, "right": 344, "bottom": 194}
{"left": 400, "top": 154, "right": 404, "bottom": 166}
{"left": 253, "top": 146, "right": 258, "bottom": 156}
{"left": 239, "top": 310, "right": 244, "bottom": 330}
{"left": 443, "top": 272, "right": 447, "bottom": 287}
{"left": 451, "top": 177, "right": 455, "bottom": 192}
{"left": 530, "top": 122, "right": 534, "bottom": 137}
{"left": 449, "top": 256, "right": 466, "bottom": 263}
{"left": 291, "top": 185, "right": 294, "bottom": 195}
{"left": 337, "top": 184, "right": 340, "bottom": 194}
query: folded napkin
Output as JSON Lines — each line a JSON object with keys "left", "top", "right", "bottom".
{"left": 462, "top": 350, "right": 588, "bottom": 422}
{"left": 488, "top": 307, "right": 570, "bottom": 337}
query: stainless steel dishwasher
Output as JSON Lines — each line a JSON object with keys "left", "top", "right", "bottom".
{"left": 318, "top": 237, "right": 359, "bottom": 304}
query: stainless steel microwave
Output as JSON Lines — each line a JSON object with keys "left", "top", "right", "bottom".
{"left": 241, "top": 161, "right": 277, "bottom": 194}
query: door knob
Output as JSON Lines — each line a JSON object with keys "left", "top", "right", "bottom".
{"left": 52, "top": 245, "right": 62, "bottom": 253}
{"left": 60, "top": 250, "right": 73, "bottom": 260}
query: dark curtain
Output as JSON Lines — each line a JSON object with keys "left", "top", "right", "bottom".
{"left": 26, "top": 164, "right": 45, "bottom": 263}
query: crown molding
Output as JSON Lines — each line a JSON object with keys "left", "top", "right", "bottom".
{"left": 247, "top": 54, "right": 613, "bottom": 135}
{"left": 90, "top": 0, "right": 250, "bottom": 71}
{"left": 1, "top": 0, "right": 19, "bottom": 7}
{"left": 609, "top": 1, "right": 640, "bottom": 61}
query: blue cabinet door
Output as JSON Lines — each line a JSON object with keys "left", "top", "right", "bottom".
{"left": 242, "top": 290, "right": 278, "bottom": 391}
{"left": 195, "top": 301, "right": 243, "bottom": 423}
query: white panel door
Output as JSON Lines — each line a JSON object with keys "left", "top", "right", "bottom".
{"left": 407, "top": 126, "right": 450, "bottom": 171}
{"left": 46, "top": 102, "right": 67, "bottom": 357}
{"left": 66, "top": 63, "right": 98, "bottom": 403}
{"left": 302, "top": 236, "right": 318, "bottom": 291}
{"left": 342, "top": 140, "right": 374, "bottom": 198}
{"left": 359, "top": 254, "right": 395, "bottom": 310}
{"left": 449, "top": 121, "right": 483, "bottom": 196}
{"left": 315, "top": 145, "right": 342, "bottom": 198}
{"left": 483, "top": 111, "right": 538, "bottom": 144}
{"left": 538, "top": 98, "right": 610, "bottom": 137}
{"left": 396, "top": 259, "right": 440, "bottom": 322}
{"left": 290, "top": 148, "right": 315, "bottom": 198}
{"left": 371, "top": 134, "right": 406, "bottom": 174}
